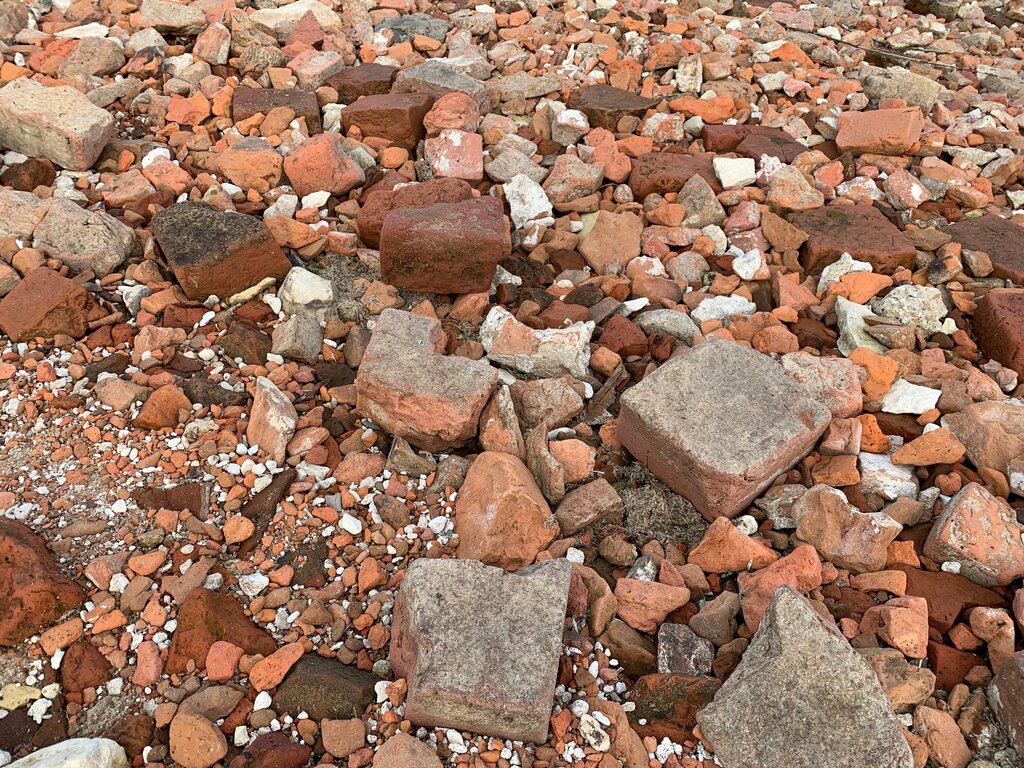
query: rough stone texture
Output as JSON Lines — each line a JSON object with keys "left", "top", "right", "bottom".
{"left": 355, "top": 309, "right": 498, "bottom": 451}
{"left": 835, "top": 107, "right": 924, "bottom": 155}
{"left": 232, "top": 87, "right": 322, "bottom": 133}
{"left": 628, "top": 674, "right": 721, "bottom": 742}
{"left": 923, "top": 482, "right": 1024, "bottom": 587}
{"left": 327, "top": 63, "right": 397, "bottom": 102}
{"left": 392, "top": 60, "right": 493, "bottom": 113}
{"left": 454, "top": 452, "right": 559, "bottom": 569}
{"left": 341, "top": 92, "right": 435, "bottom": 149}
{"left": 942, "top": 400, "right": 1024, "bottom": 478}
{"left": 944, "top": 215, "right": 1024, "bottom": 284}
{"left": 246, "top": 376, "right": 297, "bottom": 464}
{"left": 628, "top": 152, "right": 720, "bottom": 199}
{"left": 379, "top": 197, "right": 509, "bottom": 294}
{"left": 8, "top": 738, "right": 128, "bottom": 767}
{"left": 697, "top": 587, "right": 914, "bottom": 768}
{"left": 555, "top": 478, "right": 624, "bottom": 536}
{"left": 568, "top": 85, "right": 656, "bottom": 130}
{"left": 0, "top": 519, "right": 86, "bottom": 646}
{"left": 0, "top": 267, "right": 89, "bottom": 342}
{"left": 166, "top": 588, "right": 276, "bottom": 674}
{"left": 0, "top": 79, "right": 116, "bottom": 170}
{"left": 391, "top": 558, "right": 570, "bottom": 743}
{"left": 618, "top": 339, "right": 831, "bottom": 520}
{"left": 790, "top": 205, "right": 917, "bottom": 274}
{"left": 273, "top": 654, "right": 377, "bottom": 721}
{"left": 989, "top": 651, "right": 1024, "bottom": 755}
{"left": 152, "top": 202, "right": 291, "bottom": 300}
{"left": 972, "top": 288, "right": 1024, "bottom": 376}
{"left": 371, "top": 734, "right": 442, "bottom": 768}
{"left": 33, "top": 198, "right": 138, "bottom": 277}
{"left": 357, "top": 178, "right": 474, "bottom": 249}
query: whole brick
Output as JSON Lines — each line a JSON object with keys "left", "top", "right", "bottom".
{"left": 789, "top": 204, "right": 916, "bottom": 274}
{"left": 152, "top": 201, "right": 291, "bottom": 300}
{"left": 628, "top": 152, "right": 720, "bottom": 200}
{"left": 232, "top": 87, "right": 322, "bottom": 133}
{"left": 973, "top": 288, "right": 1024, "bottom": 376}
{"left": 390, "top": 558, "right": 570, "bottom": 743}
{"left": 341, "top": 92, "right": 434, "bottom": 149}
{"left": 356, "top": 178, "right": 474, "bottom": 249}
{"left": 618, "top": 338, "right": 831, "bottom": 520}
{"left": 944, "top": 214, "right": 1024, "bottom": 284}
{"left": 835, "top": 107, "right": 924, "bottom": 156}
{"left": 0, "top": 267, "right": 89, "bottom": 342}
{"left": 379, "top": 197, "right": 509, "bottom": 294}
{"left": 0, "top": 79, "right": 115, "bottom": 171}
{"left": 327, "top": 63, "right": 397, "bottom": 102}
{"left": 567, "top": 84, "right": 656, "bottom": 130}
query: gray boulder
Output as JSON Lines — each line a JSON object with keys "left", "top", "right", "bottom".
{"left": 697, "top": 586, "right": 913, "bottom": 768}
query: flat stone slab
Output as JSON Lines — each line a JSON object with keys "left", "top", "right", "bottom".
{"left": 944, "top": 214, "right": 1024, "bottom": 284}
{"left": 151, "top": 201, "right": 291, "bottom": 300}
{"left": 697, "top": 587, "right": 914, "bottom": 768}
{"left": 618, "top": 338, "right": 831, "bottom": 520}
{"left": 790, "top": 204, "right": 917, "bottom": 274}
{"left": 232, "top": 87, "right": 322, "bottom": 133}
{"left": 567, "top": 84, "right": 656, "bottom": 130}
{"left": 390, "top": 558, "right": 570, "bottom": 743}
{"left": 0, "top": 78, "right": 115, "bottom": 171}
{"left": 355, "top": 309, "right": 498, "bottom": 452}
{"left": 272, "top": 654, "right": 377, "bottom": 721}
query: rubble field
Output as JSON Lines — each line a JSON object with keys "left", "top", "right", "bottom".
{"left": 1, "top": 0, "right": 1024, "bottom": 765}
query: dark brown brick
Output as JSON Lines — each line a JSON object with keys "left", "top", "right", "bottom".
{"left": 380, "top": 197, "right": 509, "bottom": 294}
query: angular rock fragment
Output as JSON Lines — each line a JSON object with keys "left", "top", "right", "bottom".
{"left": 0, "top": 79, "right": 116, "bottom": 170}
{"left": 618, "top": 339, "right": 831, "bottom": 520}
{"left": 33, "top": 198, "right": 138, "bottom": 277}
{"left": 152, "top": 202, "right": 291, "bottom": 300}
{"left": 166, "top": 588, "right": 276, "bottom": 674}
{"left": 247, "top": 376, "right": 297, "bottom": 463}
{"left": 923, "top": 482, "right": 1024, "bottom": 587}
{"left": 989, "top": 651, "right": 1024, "bottom": 754}
{"left": 8, "top": 738, "right": 128, "bottom": 767}
{"left": 0, "top": 519, "right": 86, "bottom": 646}
{"left": 697, "top": 587, "right": 914, "bottom": 768}
{"left": 0, "top": 267, "right": 89, "bottom": 342}
{"left": 355, "top": 310, "right": 497, "bottom": 451}
{"left": 273, "top": 655, "right": 377, "bottom": 721}
{"left": 454, "top": 451, "right": 558, "bottom": 569}
{"left": 379, "top": 197, "right": 509, "bottom": 294}
{"left": 480, "top": 306, "right": 594, "bottom": 379}
{"left": 391, "top": 558, "right": 570, "bottom": 743}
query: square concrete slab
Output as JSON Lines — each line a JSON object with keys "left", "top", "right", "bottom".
{"left": 390, "top": 558, "right": 570, "bottom": 743}
{"left": 618, "top": 338, "right": 832, "bottom": 520}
